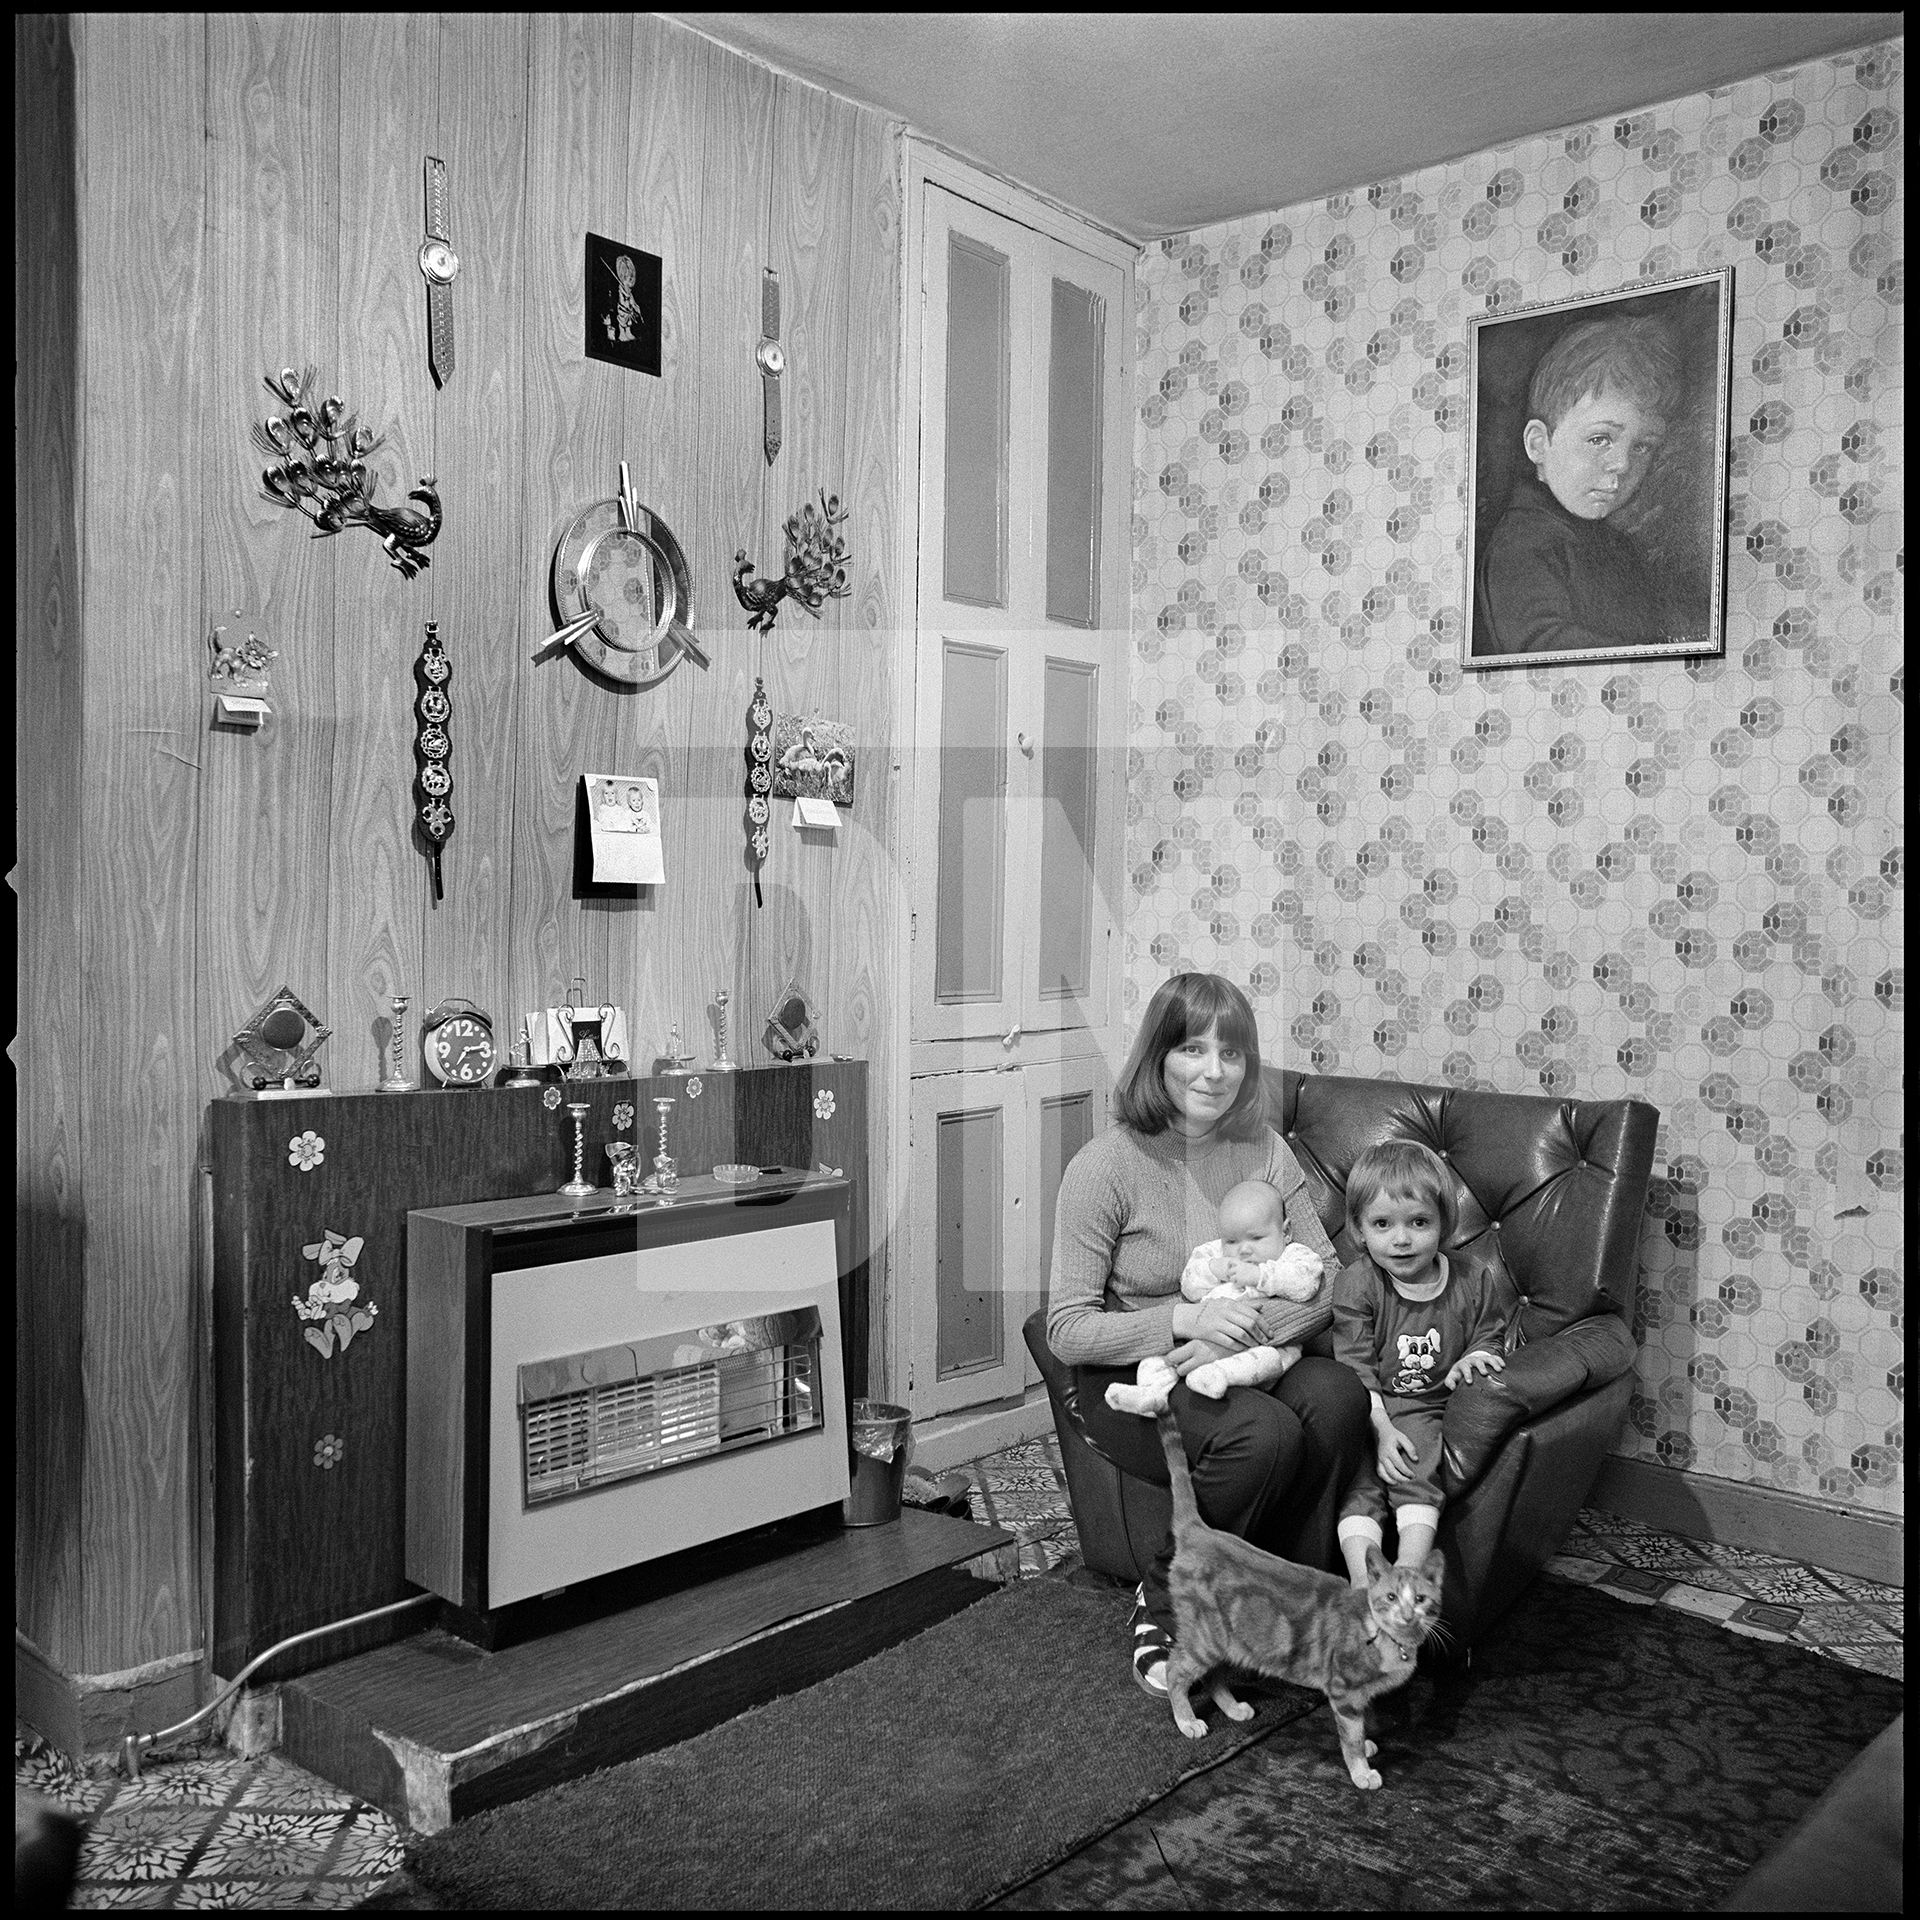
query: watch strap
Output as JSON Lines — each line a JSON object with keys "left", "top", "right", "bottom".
{"left": 760, "top": 268, "right": 782, "bottom": 466}
{"left": 424, "top": 155, "right": 450, "bottom": 243}
{"left": 428, "top": 279, "right": 455, "bottom": 385}
{"left": 762, "top": 368, "right": 782, "bottom": 466}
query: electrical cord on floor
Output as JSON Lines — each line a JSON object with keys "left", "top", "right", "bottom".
{"left": 70, "top": 1593, "right": 440, "bottom": 1779}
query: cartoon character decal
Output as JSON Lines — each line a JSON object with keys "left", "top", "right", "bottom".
{"left": 1391, "top": 1327, "right": 1442, "bottom": 1393}
{"left": 292, "top": 1230, "right": 378, "bottom": 1359}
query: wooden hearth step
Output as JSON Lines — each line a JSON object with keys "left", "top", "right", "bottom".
{"left": 278, "top": 1508, "right": 1013, "bottom": 1833}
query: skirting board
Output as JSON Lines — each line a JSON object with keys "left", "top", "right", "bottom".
{"left": 14, "top": 1635, "right": 207, "bottom": 1756}
{"left": 910, "top": 1390, "right": 1055, "bottom": 1476}
{"left": 1589, "top": 1456, "right": 1903, "bottom": 1588}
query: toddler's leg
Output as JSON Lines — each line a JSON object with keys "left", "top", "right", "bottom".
{"left": 1389, "top": 1402, "right": 1446, "bottom": 1568}
{"left": 1337, "top": 1464, "right": 1387, "bottom": 1589}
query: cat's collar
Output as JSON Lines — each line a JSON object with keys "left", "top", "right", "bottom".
{"left": 1364, "top": 1612, "right": 1421, "bottom": 1661}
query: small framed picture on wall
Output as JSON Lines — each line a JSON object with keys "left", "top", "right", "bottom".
{"left": 1463, "top": 266, "right": 1732, "bottom": 670}
{"left": 584, "top": 232, "right": 663, "bottom": 376}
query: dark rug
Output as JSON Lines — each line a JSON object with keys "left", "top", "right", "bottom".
{"left": 994, "top": 1576, "right": 1905, "bottom": 1911}
{"left": 399, "top": 1579, "right": 1317, "bottom": 1911}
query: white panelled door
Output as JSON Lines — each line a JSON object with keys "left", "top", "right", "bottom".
{"left": 900, "top": 166, "right": 1132, "bottom": 1417}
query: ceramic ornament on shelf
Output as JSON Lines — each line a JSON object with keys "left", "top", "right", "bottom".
{"left": 231, "top": 986, "right": 332, "bottom": 1096}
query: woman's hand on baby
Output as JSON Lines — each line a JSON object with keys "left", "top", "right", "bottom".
{"left": 1169, "top": 1339, "right": 1237, "bottom": 1378}
{"left": 1173, "top": 1294, "right": 1264, "bottom": 1348}
{"left": 1444, "top": 1350, "right": 1506, "bottom": 1390}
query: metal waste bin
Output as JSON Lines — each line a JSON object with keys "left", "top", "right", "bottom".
{"left": 843, "top": 1400, "right": 912, "bottom": 1526}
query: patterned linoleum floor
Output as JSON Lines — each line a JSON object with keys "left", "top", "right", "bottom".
{"left": 17, "top": 1431, "right": 1902, "bottom": 1908}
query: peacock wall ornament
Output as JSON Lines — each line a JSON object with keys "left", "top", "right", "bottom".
{"left": 731, "top": 489, "right": 852, "bottom": 635}
{"left": 254, "top": 366, "right": 442, "bottom": 581}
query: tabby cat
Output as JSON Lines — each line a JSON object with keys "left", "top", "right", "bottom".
{"left": 1155, "top": 1411, "right": 1442, "bottom": 1790}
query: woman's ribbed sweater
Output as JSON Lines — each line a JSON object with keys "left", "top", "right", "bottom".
{"left": 1045, "top": 1123, "right": 1338, "bottom": 1369}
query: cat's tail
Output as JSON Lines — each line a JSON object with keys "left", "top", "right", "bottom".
{"left": 1155, "top": 1411, "right": 1202, "bottom": 1535}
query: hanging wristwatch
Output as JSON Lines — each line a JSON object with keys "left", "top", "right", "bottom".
{"left": 746, "top": 677, "right": 773, "bottom": 906}
{"left": 414, "top": 622, "right": 455, "bottom": 900}
{"left": 419, "top": 155, "right": 459, "bottom": 387}
{"left": 755, "top": 268, "right": 784, "bottom": 465}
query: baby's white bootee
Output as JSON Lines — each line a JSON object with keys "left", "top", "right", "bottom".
{"left": 1104, "top": 1354, "right": 1179, "bottom": 1417}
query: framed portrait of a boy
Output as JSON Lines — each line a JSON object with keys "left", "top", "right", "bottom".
{"left": 1463, "top": 267, "right": 1732, "bottom": 670}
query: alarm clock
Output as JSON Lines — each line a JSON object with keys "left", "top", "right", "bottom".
{"left": 421, "top": 998, "right": 498, "bottom": 1088}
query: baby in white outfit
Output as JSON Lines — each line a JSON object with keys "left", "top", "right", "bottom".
{"left": 1104, "top": 1179, "right": 1325, "bottom": 1415}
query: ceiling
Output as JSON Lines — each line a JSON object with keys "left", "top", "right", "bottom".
{"left": 662, "top": 12, "right": 1902, "bottom": 240}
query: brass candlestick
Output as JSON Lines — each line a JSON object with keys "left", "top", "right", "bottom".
{"left": 559, "top": 1102, "right": 596, "bottom": 1197}
{"left": 646, "top": 1095, "right": 678, "bottom": 1202}
{"left": 712, "top": 989, "right": 738, "bottom": 1072}
{"left": 378, "top": 995, "right": 416, "bottom": 1092}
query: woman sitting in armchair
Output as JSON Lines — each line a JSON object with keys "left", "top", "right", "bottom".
{"left": 1047, "top": 971, "right": 1371, "bottom": 1696}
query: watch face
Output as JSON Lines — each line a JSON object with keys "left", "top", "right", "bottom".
{"left": 419, "top": 240, "right": 459, "bottom": 284}
{"left": 425, "top": 1013, "right": 495, "bottom": 1085}
{"left": 756, "top": 340, "right": 786, "bottom": 377}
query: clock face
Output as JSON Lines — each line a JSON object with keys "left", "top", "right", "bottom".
{"left": 424, "top": 1012, "right": 496, "bottom": 1086}
{"left": 550, "top": 497, "right": 697, "bottom": 689}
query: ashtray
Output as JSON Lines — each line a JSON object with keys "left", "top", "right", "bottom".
{"left": 712, "top": 1163, "right": 762, "bottom": 1186}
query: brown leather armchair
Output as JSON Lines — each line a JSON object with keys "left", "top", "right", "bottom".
{"left": 1024, "top": 1066, "right": 1658, "bottom": 1648}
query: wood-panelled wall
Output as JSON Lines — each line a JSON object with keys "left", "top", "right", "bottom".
{"left": 16, "top": 11, "right": 903, "bottom": 1683}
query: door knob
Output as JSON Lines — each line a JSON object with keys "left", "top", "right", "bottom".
{"left": 1002, "top": 1024, "right": 1022, "bottom": 1049}
{"left": 1016, "top": 731, "right": 1035, "bottom": 758}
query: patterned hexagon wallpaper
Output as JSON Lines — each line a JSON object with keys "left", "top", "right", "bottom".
{"left": 1127, "top": 41, "right": 1903, "bottom": 1515}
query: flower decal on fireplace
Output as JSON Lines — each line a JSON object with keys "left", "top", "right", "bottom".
{"left": 613, "top": 1101, "right": 635, "bottom": 1131}
{"left": 292, "top": 1229, "right": 377, "bottom": 1360}
{"left": 813, "top": 1088, "right": 836, "bottom": 1121}
{"left": 288, "top": 1131, "right": 326, "bottom": 1172}
{"left": 313, "top": 1433, "right": 346, "bottom": 1470}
